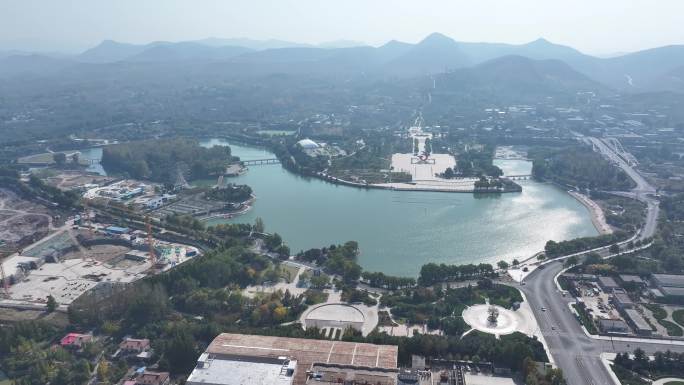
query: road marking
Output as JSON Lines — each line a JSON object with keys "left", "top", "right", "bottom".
{"left": 575, "top": 356, "right": 596, "bottom": 385}
{"left": 327, "top": 341, "right": 335, "bottom": 363}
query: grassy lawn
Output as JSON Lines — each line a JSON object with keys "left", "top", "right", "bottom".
{"left": 279, "top": 263, "right": 301, "bottom": 283}
{"left": 303, "top": 289, "right": 328, "bottom": 305}
{"left": 673, "top": 309, "right": 684, "bottom": 327}
{"left": 645, "top": 303, "right": 667, "bottom": 320}
{"left": 612, "top": 365, "right": 648, "bottom": 385}
{"left": 18, "top": 151, "right": 91, "bottom": 165}
{"left": 573, "top": 303, "right": 598, "bottom": 335}
{"left": 659, "top": 319, "right": 684, "bottom": 336}
{"left": 643, "top": 304, "right": 683, "bottom": 336}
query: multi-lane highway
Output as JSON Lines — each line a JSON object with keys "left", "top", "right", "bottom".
{"left": 522, "top": 260, "right": 684, "bottom": 385}
{"left": 521, "top": 136, "right": 681, "bottom": 385}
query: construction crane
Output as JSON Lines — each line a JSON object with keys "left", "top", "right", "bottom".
{"left": 146, "top": 215, "right": 156, "bottom": 268}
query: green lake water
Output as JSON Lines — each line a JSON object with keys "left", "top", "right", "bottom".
{"left": 202, "top": 139, "right": 597, "bottom": 276}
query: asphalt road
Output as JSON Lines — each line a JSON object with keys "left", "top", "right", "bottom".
{"left": 521, "top": 262, "right": 684, "bottom": 385}
{"left": 519, "top": 136, "right": 677, "bottom": 385}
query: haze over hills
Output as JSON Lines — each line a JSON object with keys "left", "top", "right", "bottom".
{"left": 2, "top": 33, "right": 684, "bottom": 93}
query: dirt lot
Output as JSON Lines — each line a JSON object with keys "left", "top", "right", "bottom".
{"left": 45, "top": 171, "right": 112, "bottom": 190}
{"left": 0, "top": 189, "right": 52, "bottom": 246}
{"left": 61, "top": 244, "right": 129, "bottom": 262}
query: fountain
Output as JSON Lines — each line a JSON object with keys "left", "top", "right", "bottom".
{"left": 487, "top": 306, "right": 500, "bottom": 325}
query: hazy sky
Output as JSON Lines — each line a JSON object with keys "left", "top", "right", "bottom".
{"left": 1, "top": 0, "right": 683, "bottom": 54}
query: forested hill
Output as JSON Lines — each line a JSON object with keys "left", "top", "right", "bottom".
{"left": 101, "top": 139, "right": 235, "bottom": 183}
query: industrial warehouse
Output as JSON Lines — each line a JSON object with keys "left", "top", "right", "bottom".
{"left": 185, "top": 333, "right": 400, "bottom": 385}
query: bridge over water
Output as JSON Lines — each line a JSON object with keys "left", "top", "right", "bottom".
{"left": 505, "top": 174, "right": 532, "bottom": 180}
{"left": 241, "top": 158, "right": 280, "bottom": 166}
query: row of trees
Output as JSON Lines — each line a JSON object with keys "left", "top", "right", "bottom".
{"left": 544, "top": 232, "right": 628, "bottom": 258}
{"left": 361, "top": 271, "right": 416, "bottom": 290}
{"left": 614, "top": 348, "right": 684, "bottom": 381}
{"left": 530, "top": 145, "right": 633, "bottom": 190}
{"left": 418, "top": 263, "right": 495, "bottom": 285}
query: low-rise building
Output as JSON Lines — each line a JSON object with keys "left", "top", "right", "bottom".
{"left": 60, "top": 333, "right": 93, "bottom": 349}
{"left": 136, "top": 371, "right": 170, "bottom": 385}
{"left": 612, "top": 293, "right": 635, "bottom": 311}
{"left": 119, "top": 337, "right": 151, "bottom": 354}
{"left": 598, "top": 319, "right": 630, "bottom": 335}
{"left": 652, "top": 274, "right": 684, "bottom": 289}
{"left": 660, "top": 286, "right": 684, "bottom": 298}
{"left": 619, "top": 275, "right": 646, "bottom": 287}
{"left": 624, "top": 309, "right": 652, "bottom": 336}
{"left": 186, "top": 333, "right": 398, "bottom": 385}
{"left": 598, "top": 276, "right": 620, "bottom": 292}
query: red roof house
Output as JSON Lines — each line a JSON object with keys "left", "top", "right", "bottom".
{"left": 60, "top": 333, "right": 92, "bottom": 348}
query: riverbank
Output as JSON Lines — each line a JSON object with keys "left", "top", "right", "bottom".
{"left": 568, "top": 190, "right": 613, "bottom": 235}
{"left": 316, "top": 171, "right": 522, "bottom": 193}
{"left": 201, "top": 139, "right": 600, "bottom": 276}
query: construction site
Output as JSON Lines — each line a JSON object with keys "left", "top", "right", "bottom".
{"left": 0, "top": 212, "right": 199, "bottom": 309}
{"left": 0, "top": 188, "right": 53, "bottom": 250}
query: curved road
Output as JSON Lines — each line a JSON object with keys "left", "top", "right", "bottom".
{"left": 521, "top": 136, "right": 679, "bottom": 385}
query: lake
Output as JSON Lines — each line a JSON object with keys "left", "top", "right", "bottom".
{"left": 202, "top": 139, "right": 597, "bottom": 276}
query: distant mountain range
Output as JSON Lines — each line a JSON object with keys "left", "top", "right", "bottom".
{"left": 2, "top": 33, "right": 684, "bottom": 93}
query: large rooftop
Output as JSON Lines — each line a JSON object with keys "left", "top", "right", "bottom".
{"left": 624, "top": 308, "right": 652, "bottom": 331}
{"left": 653, "top": 274, "right": 684, "bottom": 288}
{"left": 660, "top": 286, "right": 684, "bottom": 297}
{"left": 205, "top": 333, "right": 398, "bottom": 385}
{"left": 186, "top": 353, "right": 296, "bottom": 385}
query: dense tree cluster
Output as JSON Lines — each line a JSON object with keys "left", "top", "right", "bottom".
{"left": 454, "top": 145, "right": 503, "bottom": 178}
{"left": 523, "top": 357, "right": 566, "bottom": 385}
{"left": 361, "top": 271, "right": 416, "bottom": 290}
{"left": 101, "top": 139, "right": 235, "bottom": 182}
{"left": 418, "top": 263, "right": 495, "bottom": 286}
{"left": 0, "top": 322, "right": 102, "bottom": 385}
{"left": 544, "top": 232, "right": 628, "bottom": 258}
{"left": 0, "top": 169, "right": 79, "bottom": 208}
{"left": 613, "top": 348, "right": 684, "bottom": 384}
{"left": 205, "top": 183, "right": 252, "bottom": 202}
{"left": 531, "top": 145, "right": 633, "bottom": 190}
{"left": 263, "top": 232, "right": 291, "bottom": 258}
{"left": 358, "top": 330, "right": 549, "bottom": 372}
{"left": 296, "top": 241, "right": 362, "bottom": 283}
{"left": 381, "top": 281, "right": 521, "bottom": 331}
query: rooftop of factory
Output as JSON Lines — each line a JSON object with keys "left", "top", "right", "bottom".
{"left": 186, "top": 353, "right": 296, "bottom": 385}
{"left": 200, "top": 333, "right": 398, "bottom": 385}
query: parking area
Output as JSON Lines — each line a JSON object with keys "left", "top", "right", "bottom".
{"left": 575, "top": 281, "right": 620, "bottom": 320}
